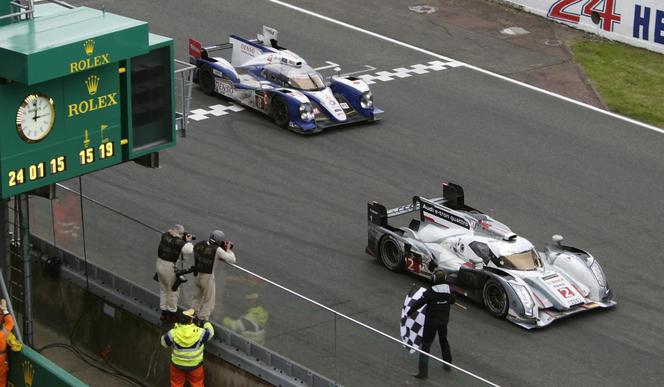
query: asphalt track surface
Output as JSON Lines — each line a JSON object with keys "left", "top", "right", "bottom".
{"left": 38, "top": 0, "right": 664, "bottom": 386}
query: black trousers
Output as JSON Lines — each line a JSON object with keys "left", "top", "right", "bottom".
{"left": 418, "top": 323, "right": 452, "bottom": 376}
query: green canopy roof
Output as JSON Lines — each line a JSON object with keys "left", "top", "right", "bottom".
{"left": 0, "top": 6, "right": 149, "bottom": 84}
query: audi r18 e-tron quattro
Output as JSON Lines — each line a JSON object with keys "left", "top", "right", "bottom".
{"left": 366, "top": 183, "right": 616, "bottom": 328}
{"left": 189, "top": 26, "right": 382, "bottom": 133}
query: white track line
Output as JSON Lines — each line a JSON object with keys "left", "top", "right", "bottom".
{"left": 268, "top": 0, "right": 664, "bottom": 135}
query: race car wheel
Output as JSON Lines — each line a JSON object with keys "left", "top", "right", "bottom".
{"left": 379, "top": 236, "right": 404, "bottom": 272}
{"left": 271, "top": 98, "right": 290, "bottom": 128}
{"left": 199, "top": 65, "right": 215, "bottom": 95}
{"left": 483, "top": 279, "right": 509, "bottom": 318}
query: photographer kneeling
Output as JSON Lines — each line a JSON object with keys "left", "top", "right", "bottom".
{"left": 156, "top": 224, "right": 195, "bottom": 322}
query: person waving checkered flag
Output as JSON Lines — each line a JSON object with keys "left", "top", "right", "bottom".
{"left": 400, "top": 285, "right": 427, "bottom": 353}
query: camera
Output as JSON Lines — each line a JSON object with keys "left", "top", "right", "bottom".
{"left": 171, "top": 266, "right": 197, "bottom": 291}
{"left": 184, "top": 232, "right": 196, "bottom": 241}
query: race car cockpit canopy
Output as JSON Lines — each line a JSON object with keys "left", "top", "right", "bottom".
{"left": 489, "top": 236, "right": 541, "bottom": 270}
{"left": 288, "top": 71, "right": 325, "bottom": 91}
{"left": 263, "top": 64, "right": 325, "bottom": 91}
{"left": 494, "top": 249, "right": 542, "bottom": 270}
{"left": 499, "top": 249, "right": 542, "bottom": 271}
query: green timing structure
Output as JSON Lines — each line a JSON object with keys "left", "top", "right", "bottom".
{"left": 0, "top": 5, "right": 176, "bottom": 198}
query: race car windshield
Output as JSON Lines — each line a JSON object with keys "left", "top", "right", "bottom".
{"left": 288, "top": 73, "right": 325, "bottom": 91}
{"left": 500, "top": 250, "right": 541, "bottom": 270}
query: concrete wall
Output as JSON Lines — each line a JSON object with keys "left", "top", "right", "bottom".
{"left": 497, "top": 0, "right": 664, "bottom": 53}
{"left": 31, "top": 261, "right": 271, "bottom": 387}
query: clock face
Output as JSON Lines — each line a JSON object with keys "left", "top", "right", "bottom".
{"left": 15, "top": 93, "right": 56, "bottom": 143}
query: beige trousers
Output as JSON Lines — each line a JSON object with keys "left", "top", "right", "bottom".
{"left": 191, "top": 272, "right": 215, "bottom": 320}
{"left": 156, "top": 258, "right": 179, "bottom": 312}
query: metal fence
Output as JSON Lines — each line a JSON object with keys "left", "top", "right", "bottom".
{"left": 174, "top": 59, "right": 196, "bottom": 137}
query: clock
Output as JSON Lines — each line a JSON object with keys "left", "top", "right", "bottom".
{"left": 15, "top": 93, "right": 56, "bottom": 143}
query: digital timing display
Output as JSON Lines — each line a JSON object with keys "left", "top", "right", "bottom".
{"left": 6, "top": 140, "right": 116, "bottom": 188}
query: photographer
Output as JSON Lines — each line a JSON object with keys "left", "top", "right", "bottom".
{"left": 190, "top": 230, "right": 237, "bottom": 323}
{"left": 156, "top": 224, "right": 194, "bottom": 322}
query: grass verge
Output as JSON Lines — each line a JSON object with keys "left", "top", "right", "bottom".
{"left": 570, "top": 40, "right": 664, "bottom": 128}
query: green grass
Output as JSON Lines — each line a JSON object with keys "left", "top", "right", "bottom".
{"left": 570, "top": 40, "right": 664, "bottom": 128}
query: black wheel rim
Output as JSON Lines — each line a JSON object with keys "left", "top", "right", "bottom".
{"left": 486, "top": 283, "right": 507, "bottom": 315}
{"left": 381, "top": 240, "right": 401, "bottom": 269}
{"left": 273, "top": 100, "right": 289, "bottom": 127}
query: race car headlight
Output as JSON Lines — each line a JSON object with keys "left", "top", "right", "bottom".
{"left": 589, "top": 260, "right": 607, "bottom": 287}
{"left": 510, "top": 283, "right": 535, "bottom": 317}
{"left": 360, "top": 91, "right": 373, "bottom": 109}
{"left": 299, "top": 103, "right": 314, "bottom": 121}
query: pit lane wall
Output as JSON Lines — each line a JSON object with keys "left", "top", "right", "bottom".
{"left": 498, "top": 0, "right": 664, "bottom": 54}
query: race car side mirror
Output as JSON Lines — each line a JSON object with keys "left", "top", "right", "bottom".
{"left": 333, "top": 67, "right": 341, "bottom": 77}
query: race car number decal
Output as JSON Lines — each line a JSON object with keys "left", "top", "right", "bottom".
{"left": 340, "top": 102, "right": 350, "bottom": 109}
{"left": 557, "top": 286, "right": 576, "bottom": 298}
{"left": 545, "top": 275, "right": 585, "bottom": 305}
{"left": 215, "top": 78, "right": 234, "bottom": 94}
{"left": 405, "top": 256, "right": 421, "bottom": 273}
{"left": 255, "top": 91, "right": 269, "bottom": 110}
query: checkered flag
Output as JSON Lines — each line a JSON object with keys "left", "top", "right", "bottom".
{"left": 400, "top": 285, "right": 427, "bottom": 354}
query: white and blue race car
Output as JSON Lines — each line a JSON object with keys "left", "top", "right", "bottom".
{"left": 189, "top": 26, "right": 382, "bottom": 133}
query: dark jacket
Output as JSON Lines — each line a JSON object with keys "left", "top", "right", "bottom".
{"left": 194, "top": 241, "right": 218, "bottom": 274}
{"left": 407, "top": 284, "right": 456, "bottom": 326}
{"left": 158, "top": 232, "right": 186, "bottom": 263}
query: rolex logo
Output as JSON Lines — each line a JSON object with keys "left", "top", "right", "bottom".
{"left": 84, "top": 39, "right": 95, "bottom": 56}
{"left": 85, "top": 75, "right": 100, "bottom": 95}
{"left": 23, "top": 360, "right": 35, "bottom": 387}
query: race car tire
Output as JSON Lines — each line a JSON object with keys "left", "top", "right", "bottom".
{"left": 482, "top": 279, "right": 509, "bottom": 318}
{"left": 199, "top": 65, "right": 215, "bottom": 95}
{"left": 379, "top": 236, "right": 404, "bottom": 272}
{"left": 271, "top": 97, "right": 290, "bottom": 128}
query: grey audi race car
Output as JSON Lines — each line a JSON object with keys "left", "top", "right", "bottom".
{"left": 366, "top": 182, "right": 616, "bottom": 329}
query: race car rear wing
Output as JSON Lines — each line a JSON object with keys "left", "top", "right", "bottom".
{"left": 367, "top": 182, "right": 478, "bottom": 229}
{"left": 368, "top": 196, "right": 438, "bottom": 225}
{"left": 188, "top": 38, "right": 233, "bottom": 64}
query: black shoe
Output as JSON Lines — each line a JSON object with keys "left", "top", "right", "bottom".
{"left": 412, "top": 373, "right": 427, "bottom": 379}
